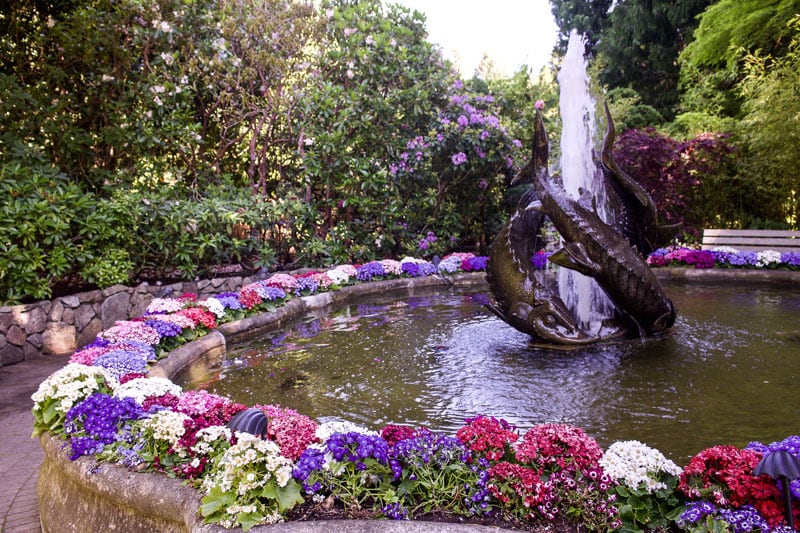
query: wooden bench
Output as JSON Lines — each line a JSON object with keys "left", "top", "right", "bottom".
{"left": 701, "top": 229, "right": 800, "bottom": 252}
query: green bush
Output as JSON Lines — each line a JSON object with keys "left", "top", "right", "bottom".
{"left": 0, "top": 160, "right": 93, "bottom": 304}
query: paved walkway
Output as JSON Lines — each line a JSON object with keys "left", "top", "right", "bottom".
{"left": 0, "top": 355, "right": 70, "bottom": 533}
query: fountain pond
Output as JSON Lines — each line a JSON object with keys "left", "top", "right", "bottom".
{"left": 183, "top": 279, "right": 800, "bottom": 462}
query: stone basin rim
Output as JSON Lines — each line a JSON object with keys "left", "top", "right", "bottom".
{"left": 37, "top": 268, "right": 799, "bottom": 532}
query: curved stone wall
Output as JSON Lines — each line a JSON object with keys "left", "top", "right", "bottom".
{"left": 0, "top": 274, "right": 264, "bottom": 366}
{"left": 36, "top": 273, "right": 488, "bottom": 533}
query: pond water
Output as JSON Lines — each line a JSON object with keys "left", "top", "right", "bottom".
{"left": 186, "top": 281, "right": 800, "bottom": 461}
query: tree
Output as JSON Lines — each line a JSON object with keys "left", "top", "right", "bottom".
{"left": 549, "top": 0, "right": 612, "bottom": 56}
{"left": 597, "top": 0, "right": 712, "bottom": 121}
{"left": 678, "top": 0, "right": 800, "bottom": 120}
{"left": 735, "top": 18, "right": 800, "bottom": 228}
{"left": 293, "top": 0, "right": 453, "bottom": 261}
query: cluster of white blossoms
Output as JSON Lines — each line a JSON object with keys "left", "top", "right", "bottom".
{"left": 113, "top": 376, "right": 182, "bottom": 404}
{"left": 757, "top": 250, "right": 782, "bottom": 267}
{"left": 325, "top": 266, "right": 352, "bottom": 285}
{"left": 315, "top": 419, "right": 377, "bottom": 443}
{"left": 191, "top": 426, "right": 232, "bottom": 456}
{"left": 599, "top": 440, "right": 682, "bottom": 493}
{"left": 32, "top": 363, "right": 117, "bottom": 414}
{"left": 146, "top": 297, "right": 187, "bottom": 314}
{"left": 202, "top": 433, "right": 293, "bottom": 496}
{"left": 198, "top": 297, "right": 226, "bottom": 318}
{"left": 141, "top": 410, "right": 191, "bottom": 449}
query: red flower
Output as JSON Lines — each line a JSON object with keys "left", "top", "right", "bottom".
{"left": 515, "top": 424, "right": 602, "bottom": 473}
{"left": 238, "top": 287, "right": 262, "bottom": 309}
{"left": 455, "top": 416, "right": 518, "bottom": 461}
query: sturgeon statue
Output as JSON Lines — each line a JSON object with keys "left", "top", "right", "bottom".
{"left": 486, "top": 107, "right": 676, "bottom": 344}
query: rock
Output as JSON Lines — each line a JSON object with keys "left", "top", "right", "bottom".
{"left": 49, "top": 301, "right": 64, "bottom": 322}
{"left": 100, "top": 291, "right": 131, "bottom": 330}
{"left": 6, "top": 325, "right": 27, "bottom": 346}
{"left": 77, "top": 318, "right": 102, "bottom": 348}
{"left": 0, "top": 344, "right": 24, "bottom": 365}
{"left": 102, "top": 284, "right": 128, "bottom": 297}
{"left": 27, "top": 332, "right": 43, "bottom": 349}
{"left": 60, "top": 295, "right": 80, "bottom": 308}
{"left": 74, "top": 304, "right": 96, "bottom": 332}
{"left": 42, "top": 324, "right": 77, "bottom": 355}
{"left": 22, "top": 307, "right": 47, "bottom": 335}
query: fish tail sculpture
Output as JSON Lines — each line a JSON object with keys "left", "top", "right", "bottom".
{"left": 487, "top": 107, "right": 676, "bottom": 344}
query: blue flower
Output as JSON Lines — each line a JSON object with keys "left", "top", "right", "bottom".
{"left": 215, "top": 292, "right": 243, "bottom": 310}
{"left": 356, "top": 262, "right": 386, "bottom": 282}
{"left": 144, "top": 319, "right": 182, "bottom": 338}
{"left": 92, "top": 349, "right": 149, "bottom": 379}
{"left": 65, "top": 393, "right": 145, "bottom": 460}
{"left": 295, "top": 277, "right": 319, "bottom": 296}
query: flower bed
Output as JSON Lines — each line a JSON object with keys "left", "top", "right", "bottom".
{"left": 647, "top": 246, "right": 800, "bottom": 270}
{"left": 32, "top": 253, "right": 800, "bottom": 532}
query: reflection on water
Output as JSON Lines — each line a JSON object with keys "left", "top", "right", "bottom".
{"left": 187, "top": 282, "right": 800, "bottom": 460}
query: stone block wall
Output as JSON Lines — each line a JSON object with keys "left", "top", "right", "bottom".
{"left": 0, "top": 274, "right": 262, "bottom": 366}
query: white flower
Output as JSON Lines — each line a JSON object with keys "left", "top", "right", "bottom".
{"left": 379, "top": 259, "right": 402, "bottom": 275}
{"left": 146, "top": 297, "right": 186, "bottom": 314}
{"left": 142, "top": 410, "right": 191, "bottom": 447}
{"left": 114, "top": 377, "right": 182, "bottom": 404}
{"left": 600, "top": 440, "right": 681, "bottom": 493}
{"left": 326, "top": 268, "right": 350, "bottom": 285}
{"left": 101, "top": 74, "right": 115, "bottom": 82}
{"left": 198, "top": 297, "right": 226, "bottom": 318}
{"left": 315, "top": 419, "right": 377, "bottom": 443}
{"left": 32, "top": 363, "right": 117, "bottom": 414}
{"left": 159, "top": 52, "right": 174, "bottom": 65}
{"left": 757, "top": 250, "right": 781, "bottom": 268}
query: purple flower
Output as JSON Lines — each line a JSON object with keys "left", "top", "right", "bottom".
{"left": 781, "top": 252, "right": 800, "bottom": 267}
{"left": 295, "top": 276, "right": 319, "bottom": 296}
{"left": 465, "top": 256, "right": 488, "bottom": 271}
{"left": 65, "top": 392, "right": 145, "bottom": 460}
{"left": 412, "top": 262, "right": 435, "bottom": 276}
{"left": 727, "top": 251, "right": 758, "bottom": 266}
{"left": 531, "top": 251, "right": 549, "bottom": 270}
{"left": 677, "top": 501, "right": 717, "bottom": 527}
{"left": 401, "top": 262, "right": 421, "bottom": 277}
{"left": 293, "top": 447, "right": 326, "bottom": 492}
{"left": 144, "top": 319, "right": 182, "bottom": 338}
{"left": 356, "top": 261, "right": 386, "bottom": 281}
{"left": 93, "top": 349, "right": 150, "bottom": 379}
{"left": 215, "top": 292, "right": 242, "bottom": 310}
{"left": 382, "top": 502, "right": 408, "bottom": 520}
{"left": 327, "top": 432, "right": 390, "bottom": 467}
{"left": 457, "top": 115, "right": 469, "bottom": 128}
{"left": 451, "top": 152, "right": 468, "bottom": 166}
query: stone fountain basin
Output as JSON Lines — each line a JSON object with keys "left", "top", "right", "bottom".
{"left": 37, "top": 273, "right": 497, "bottom": 533}
{"left": 36, "top": 268, "right": 800, "bottom": 531}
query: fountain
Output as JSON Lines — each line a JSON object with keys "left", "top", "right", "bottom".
{"left": 486, "top": 31, "right": 678, "bottom": 345}
{"left": 34, "top": 29, "right": 800, "bottom": 533}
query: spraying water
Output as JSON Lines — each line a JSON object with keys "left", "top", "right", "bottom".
{"left": 556, "top": 31, "right": 615, "bottom": 332}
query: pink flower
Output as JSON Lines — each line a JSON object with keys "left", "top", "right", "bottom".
{"left": 265, "top": 273, "right": 298, "bottom": 290}
{"left": 535, "top": 99, "right": 545, "bottom": 110}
